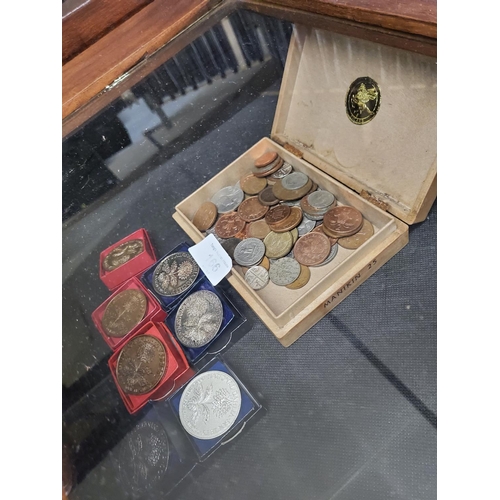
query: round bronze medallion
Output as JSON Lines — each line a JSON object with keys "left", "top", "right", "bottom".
{"left": 102, "top": 289, "right": 148, "bottom": 338}
{"left": 103, "top": 239, "right": 144, "bottom": 272}
{"left": 346, "top": 76, "right": 381, "bottom": 125}
{"left": 116, "top": 335, "right": 167, "bottom": 395}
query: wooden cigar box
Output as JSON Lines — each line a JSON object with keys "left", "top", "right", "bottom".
{"left": 172, "top": 25, "right": 436, "bottom": 347}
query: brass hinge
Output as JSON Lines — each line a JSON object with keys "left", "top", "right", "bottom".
{"left": 360, "top": 190, "right": 389, "bottom": 211}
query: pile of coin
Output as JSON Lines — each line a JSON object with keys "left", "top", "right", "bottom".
{"left": 191, "top": 151, "right": 374, "bottom": 291}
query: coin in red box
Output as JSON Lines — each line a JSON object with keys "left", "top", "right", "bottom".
{"left": 92, "top": 277, "right": 166, "bottom": 351}
{"left": 100, "top": 228, "right": 157, "bottom": 291}
{"left": 109, "top": 322, "right": 182, "bottom": 414}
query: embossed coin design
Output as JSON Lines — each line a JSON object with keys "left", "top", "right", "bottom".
{"left": 346, "top": 76, "right": 381, "bottom": 125}
{"left": 234, "top": 238, "right": 265, "bottom": 267}
{"left": 269, "top": 257, "right": 301, "bottom": 286}
{"left": 281, "top": 172, "right": 309, "bottom": 190}
{"left": 264, "top": 231, "right": 293, "bottom": 259}
{"left": 215, "top": 212, "right": 246, "bottom": 239}
{"left": 294, "top": 232, "right": 331, "bottom": 266}
{"left": 103, "top": 239, "right": 144, "bottom": 272}
{"left": 271, "top": 162, "right": 293, "bottom": 179}
{"left": 308, "top": 191, "right": 335, "bottom": 209}
{"left": 153, "top": 252, "right": 199, "bottom": 297}
{"left": 175, "top": 290, "right": 223, "bottom": 348}
{"left": 192, "top": 201, "right": 218, "bottom": 231}
{"left": 313, "top": 225, "right": 339, "bottom": 246}
{"left": 323, "top": 206, "right": 363, "bottom": 238}
{"left": 268, "top": 206, "right": 303, "bottom": 233}
{"left": 118, "top": 421, "right": 169, "bottom": 492}
{"left": 116, "top": 335, "right": 167, "bottom": 395}
{"left": 102, "top": 289, "right": 148, "bottom": 338}
{"left": 240, "top": 174, "right": 267, "bottom": 195}
{"left": 245, "top": 266, "right": 269, "bottom": 290}
{"left": 179, "top": 371, "right": 242, "bottom": 440}
{"left": 237, "top": 197, "right": 269, "bottom": 222}
{"left": 265, "top": 204, "right": 290, "bottom": 225}
{"left": 338, "top": 218, "right": 374, "bottom": 249}
{"left": 211, "top": 186, "right": 244, "bottom": 213}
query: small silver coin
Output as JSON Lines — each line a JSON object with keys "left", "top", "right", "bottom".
{"left": 179, "top": 371, "right": 242, "bottom": 440}
{"left": 175, "top": 290, "right": 223, "bottom": 348}
{"left": 281, "top": 172, "right": 309, "bottom": 190}
{"left": 302, "top": 212, "right": 326, "bottom": 221}
{"left": 234, "top": 238, "right": 265, "bottom": 267}
{"left": 153, "top": 252, "right": 199, "bottom": 297}
{"left": 211, "top": 186, "right": 244, "bottom": 213}
{"left": 245, "top": 266, "right": 269, "bottom": 290}
{"left": 311, "top": 243, "right": 339, "bottom": 267}
{"left": 307, "top": 191, "right": 336, "bottom": 209}
{"left": 269, "top": 257, "right": 301, "bottom": 286}
{"left": 282, "top": 200, "right": 301, "bottom": 207}
{"left": 271, "top": 162, "right": 293, "bottom": 179}
{"left": 297, "top": 217, "right": 316, "bottom": 236}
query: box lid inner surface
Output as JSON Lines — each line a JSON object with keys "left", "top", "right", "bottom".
{"left": 272, "top": 26, "right": 437, "bottom": 224}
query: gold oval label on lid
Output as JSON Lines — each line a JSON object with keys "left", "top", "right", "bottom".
{"left": 346, "top": 77, "right": 381, "bottom": 125}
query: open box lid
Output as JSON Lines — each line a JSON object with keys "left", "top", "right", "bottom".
{"left": 271, "top": 26, "right": 436, "bottom": 225}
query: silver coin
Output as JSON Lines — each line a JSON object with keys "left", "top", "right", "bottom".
{"left": 302, "top": 212, "right": 326, "bottom": 221}
{"left": 175, "top": 290, "right": 223, "bottom": 348}
{"left": 118, "top": 420, "right": 169, "bottom": 492}
{"left": 244, "top": 266, "right": 269, "bottom": 290}
{"left": 153, "top": 252, "right": 199, "bottom": 297}
{"left": 271, "top": 162, "right": 293, "bottom": 179}
{"left": 269, "top": 257, "right": 301, "bottom": 286}
{"left": 179, "top": 370, "right": 242, "bottom": 440}
{"left": 205, "top": 225, "right": 225, "bottom": 244}
{"left": 297, "top": 217, "right": 316, "bottom": 236}
{"left": 281, "top": 172, "right": 309, "bottom": 190}
{"left": 282, "top": 200, "right": 301, "bottom": 207}
{"left": 233, "top": 238, "right": 265, "bottom": 267}
{"left": 307, "top": 191, "right": 335, "bottom": 209}
{"left": 211, "top": 186, "right": 244, "bottom": 213}
{"left": 311, "top": 243, "right": 339, "bottom": 267}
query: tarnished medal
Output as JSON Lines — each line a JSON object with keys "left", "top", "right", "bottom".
{"left": 153, "top": 252, "right": 199, "bottom": 297}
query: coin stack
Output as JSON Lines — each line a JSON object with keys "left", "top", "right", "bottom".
{"left": 191, "top": 151, "right": 374, "bottom": 291}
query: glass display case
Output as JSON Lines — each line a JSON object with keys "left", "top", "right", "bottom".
{"left": 62, "top": 4, "right": 436, "bottom": 499}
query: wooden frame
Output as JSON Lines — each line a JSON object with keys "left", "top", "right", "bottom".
{"left": 62, "top": 0, "right": 436, "bottom": 135}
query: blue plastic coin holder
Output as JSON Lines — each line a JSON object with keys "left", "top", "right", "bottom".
{"left": 166, "top": 356, "right": 263, "bottom": 461}
{"left": 141, "top": 242, "right": 205, "bottom": 312}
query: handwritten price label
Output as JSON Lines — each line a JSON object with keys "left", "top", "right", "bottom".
{"left": 188, "top": 234, "right": 233, "bottom": 286}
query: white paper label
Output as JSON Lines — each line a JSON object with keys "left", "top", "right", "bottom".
{"left": 188, "top": 234, "right": 233, "bottom": 286}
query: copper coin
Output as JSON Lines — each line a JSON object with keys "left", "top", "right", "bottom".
{"left": 313, "top": 225, "right": 339, "bottom": 246}
{"left": 265, "top": 204, "right": 290, "bottom": 225}
{"left": 233, "top": 224, "right": 248, "bottom": 240}
{"left": 338, "top": 218, "right": 374, "bottom": 249}
{"left": 247, "top": 219, "right": 271, "bottom": 239}
{"left": 293, "top": 232, "right": 331, "bottom": 266}
{"left": 268, "top": 206, "right": 303, "bottom": 233}
{"left": 237, "top": 197, "right": 269, "bottom": 222}
{"left": 103, "top": 239, "right": 144, "bottom": 272}
{"left": 102, "top": 289, "right": 148, "bottom": 338}
{"left": 272, "top": 178, "right": 313, "bottom": 201}
{"left": 240, "top": 174, "right": 267, "bottom": 195}
{"left": 258, "top": 186, "right": 280, "bottom": 206}
{"left": 192, "top": 201, "right": 218, "bottom": 231}
{"left": 116, "top": 335, "right": 167, "bottom": 395}
{"left": 215, "top": 212, "right": 246, "bottom": 238}
{"left": 323, "top": 206, "right": 364, "bottom": 238}
{"left": 254, "top": 158, "right": 284, "bottom": 178}
{"left": 255, "top": 151, "right": 278, "bottom": 168}
{"left": 285, "top": 264, "right": 311, "bottom": 290}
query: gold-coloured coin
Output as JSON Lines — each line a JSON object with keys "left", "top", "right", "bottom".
{"left": 263, "top": 231, "right": 293, "bottom": 259}
{"left": 286, "top": 265, "right": 311, "bottom": 290}
{"left": 102, "top": 289, "right": 148, "bottom": 338}
{"left": 338, "top": 218, "right": 374, "bottom": 249}
{"left": 260, "top": 256, "right": 270, "bottom": 270}
{"left": 240, "top": 174, "right": 267, "bottom": 195}
{"left": 290, "top": 228, "right": 299, "bottom": 245}
{"left": 103, "top": 239, "right": 144, "bottom": 272}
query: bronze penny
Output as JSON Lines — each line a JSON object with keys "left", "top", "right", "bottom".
{"left": 240, "top": 174, "right": 267, "bottom": 195}
{"left": 237, "top": 197, "right": 269, "bottom": 222}
{"left": 265, "top": 204, "right": 291, "bottom": 225}
{"left": 192, "top": 201, "right": 218, "bottom": 231}
{"left": 215, "top": 212, "right": 246, "bottom": 238}
{"left": 102, "top": 289, "right": 148, "bottom": 338}
{"left": 293, "top": 232, "right": 331, "bottom": 266}
{"left": 233, "top": 223, "right": 248, "bottom": 240}
{"left": 258, "top": 186, "right": 280, "bottom": 206}
{"left": 313, "top": 225, "right": 339, "bottom": 246}
{"left": 116, "top": 335, "right": 167, "bottom": 395}
{"left": 338, "top": 218, "right": 374, "bottom": 249}
{"left": 255, "top": 151, "right": 278, "bottom": 168}
{"left": 323, "top": 206, "right": 364, "bottom": 238}
{"left": 103, "top": 239, "right": 144, "bottom": 272}
{"left": 253, "top": 158, "right": 284, "bottom": 178}
{"left": 272, "top": 178, "right": 313, "bottom": 201}
{"left": 268, "top": 206, "right": 303, "bottom": 233}
{"left": 247, "top": 219, "right": 271, "bottom": 239}
{"left": 286, "top": 264, "right": 311, "bottom": 290}
{"left": 264, "top": 231, "right": 293, "bottom": 259}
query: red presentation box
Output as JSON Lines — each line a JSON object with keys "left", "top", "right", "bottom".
{"left": 92, "top": 277, "right": 166, "bottom": 352}
{"left": 109, "top": 321, "right": 191, "bottom": 414}
{"left": 99, "top": 228, "right": 156, "bottom": 291}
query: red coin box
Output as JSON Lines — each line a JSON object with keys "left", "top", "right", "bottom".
{"left": 109, "top": 321, "right": 191, "bottom": 414}
{"left": 91, "top": 277, "right": 167, "bottom": 352}
{"left": 99, "top": 228, "right": 157, "bottom": 291}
